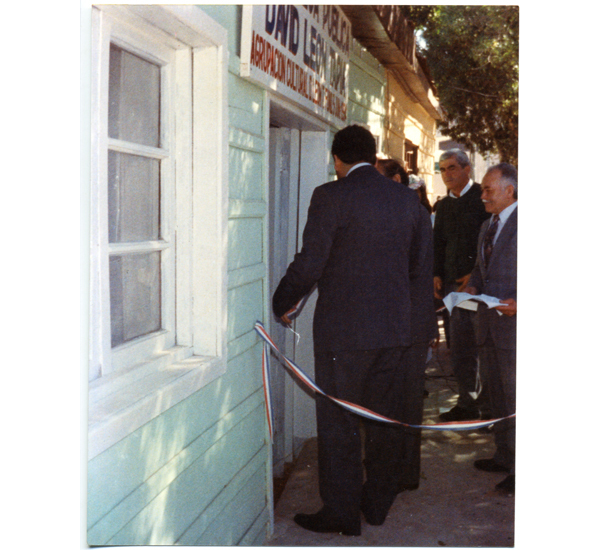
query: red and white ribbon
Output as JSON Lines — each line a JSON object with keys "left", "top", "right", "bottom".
{"left": 255, "top": 320, "right": 515, "bottom": 438}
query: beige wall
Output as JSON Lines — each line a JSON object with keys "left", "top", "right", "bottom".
{"left": 382, "top": 70, "right": 437, "bottom": 203}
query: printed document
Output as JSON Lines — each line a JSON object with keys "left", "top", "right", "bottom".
{"left": 443, "top": 292, "right": 506, "bottom": 315}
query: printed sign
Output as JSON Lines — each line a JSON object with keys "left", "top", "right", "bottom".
{"left": 241, "top": 5, "right": 350, "bottom": 126}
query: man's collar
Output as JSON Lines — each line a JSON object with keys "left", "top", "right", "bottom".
{"left": 498, "top": 201, "right": 518, "bottom": 222}
{"left": 346, "top": 162, "right": 372, "bottom": 176}
{"left": 449, "top": 179, "right": 473, "bottom": 198}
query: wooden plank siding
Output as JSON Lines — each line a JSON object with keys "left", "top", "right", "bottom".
{"left": 346, "top": 41, "right": 387, "bottom": 140}
{"left": 88, "top": 6, "right": 271, "bottom": 542}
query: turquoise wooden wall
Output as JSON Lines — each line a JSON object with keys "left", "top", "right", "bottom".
{"left": 87, "top": 6, "right": 271, "bottom": 545}
{"left": 347, "top": 41, "right": 387, "bottom": 134}
{"left": 88, "top": 7, "right": 393, "bottom": 545}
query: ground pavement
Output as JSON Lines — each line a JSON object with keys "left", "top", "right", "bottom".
{"left": 265, "top": 340, "right": 515, "bottom": 547}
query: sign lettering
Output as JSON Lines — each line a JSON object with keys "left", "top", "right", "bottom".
{"left": 241, "top": 5, "right": 350, "bottom": 125}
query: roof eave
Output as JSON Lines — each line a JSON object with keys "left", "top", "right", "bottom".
{"left": 341, "top": 5, "right": 443, "bottom": 120}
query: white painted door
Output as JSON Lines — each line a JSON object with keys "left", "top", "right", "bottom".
{"left": 289, "top": 131, "right": 329, "bottom": 455}
{"left": 268, "top": 126, "right": 294, "bottom": 476}
{"left": 269, "top": 124, "right": 330, "bottom": 468}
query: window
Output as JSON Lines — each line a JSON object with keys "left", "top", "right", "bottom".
{"left": 107, "top": 41, "right": 176, "bottom": 371}
{"left": 89, "top": 5, "right": 229, "bottom": 459}
{"left": 404, "top": 139, "right": 419, "bottom": 175}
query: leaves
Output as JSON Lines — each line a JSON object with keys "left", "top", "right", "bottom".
{"left": 405, "top": 6, "right": 519, "bottom": 165}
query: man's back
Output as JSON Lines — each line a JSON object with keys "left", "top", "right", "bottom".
{"left": 274, "top": 164, "right": 425, "bottom": 352}
{"left": 272, "top": 125, "right": 437, "bottom": 536}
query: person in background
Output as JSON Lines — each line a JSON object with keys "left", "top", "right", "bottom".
{"left": 376, "top": 156, "right": 438, "bottom": 493}
{"left": 377, "top": 158, "right": 433, "bottom": 215}
{"left": 433, "top": 149, "right": 491, "bottom": 422}
{"left": 273, "top": 127, "right": 434, "bottom": 535}
{"left": 376, "top": 157, "right": 409, "bottom": 185}
{"left": 465, "top": 163, "right": 518, "bottom": 495}
{"left": 409, "top": 174, "right": 433, "bottom": 214}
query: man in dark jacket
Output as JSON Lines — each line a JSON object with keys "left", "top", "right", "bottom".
{"left": 433, "top": 149, "right": 490, "bottom": 421}
{"left": 273, "top": 125, "right": 435, "bottom": 535}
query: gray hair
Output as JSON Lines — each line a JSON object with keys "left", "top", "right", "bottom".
{"left": 487, "top": 162, "right": 518, "bottom": 199}
{"left": 439, "top": 148, "right": 471, "bottom": 168}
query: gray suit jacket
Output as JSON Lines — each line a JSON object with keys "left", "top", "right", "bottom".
{"left": 469, "top": 206, "right": 517, "bottom": 350}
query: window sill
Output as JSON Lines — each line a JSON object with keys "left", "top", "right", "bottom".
{"left": 88, "top": 348, "right": 225, "bottom": 460}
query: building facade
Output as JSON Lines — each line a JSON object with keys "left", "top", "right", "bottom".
{"left": 86, "top": 5, "right": 440, "bottom": 544}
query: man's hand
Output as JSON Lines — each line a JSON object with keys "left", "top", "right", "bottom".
{"left": 496, "top": 298, "right": 517, "bottom": 317}
{"left": 455, "top": 274, "right": 471, "bottom": 293}
{"left": 464, "top": 286, "right": 477, "bottom": 296}
{"left": 280, "top": 310, "right": 294, "bottom": 327}
{"left": 433, "top": 276, "right": 443, "bottom": 300}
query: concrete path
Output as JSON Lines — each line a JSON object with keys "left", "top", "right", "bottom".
{"left": 266, "top": 343, "right": 515, "bottom": 547}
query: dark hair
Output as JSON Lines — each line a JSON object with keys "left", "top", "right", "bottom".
{"left": 376, "top": 158, "right": 409, "bottom": 186}
{"left": 331, "top": 125, "right": 377, "bottom": 165}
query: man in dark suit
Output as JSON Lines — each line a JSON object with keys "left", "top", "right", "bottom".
{"left": 273, "top": 125, "right": 435, "bottom": 535}
{"left": 465, "top": 163, "right": 518, "bottom": 495}
{"left": 376, "top": 156, "right": 438, "bottom": 493}
{"left": 434, "top": 149, "right": 490, "bottom": 422}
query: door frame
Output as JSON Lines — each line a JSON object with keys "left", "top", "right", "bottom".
{"left": 264, "top": 94, "right": 331, "bottom": 520}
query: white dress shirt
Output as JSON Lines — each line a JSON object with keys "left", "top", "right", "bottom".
{"left": 449, "top": 179, "right": 473, "bottom": 198}
{"left": 346, "top": 162, "right": 372, "bottom": 176}
{"left": 492, "top": 201, "right": 518, "bottom": 244}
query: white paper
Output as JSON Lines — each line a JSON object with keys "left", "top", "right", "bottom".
{"left": 443, "top": 292, "right": 506, "bottom": 315}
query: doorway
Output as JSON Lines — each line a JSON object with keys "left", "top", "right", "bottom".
{"left": 267, "top": 100, "right": 329, "bottom": 478}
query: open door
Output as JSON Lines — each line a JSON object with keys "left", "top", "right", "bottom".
{"left": 268, "top": 105, "right": 329, "bottom": 476}
{"left": 268, "top": 125, "right": 295, "bottom": 476}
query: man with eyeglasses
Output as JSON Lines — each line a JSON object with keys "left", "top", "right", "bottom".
{"left": 434, "top": 149, "right": 490, "bottom": 422}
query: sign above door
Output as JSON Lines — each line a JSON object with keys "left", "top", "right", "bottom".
{"left": 241, "top": 5, "right": 350, "bottom": 127}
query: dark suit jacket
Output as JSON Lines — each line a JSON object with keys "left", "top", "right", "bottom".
{"left": 433, "top": 183, "right": 490, "bottom": 285}
{"left": 273, "top": 164, "right": 434, "bottom": 353}
{"left": 410, "top": 205, "right": 438, "bottom": 345}
{"left": 468, "top": 206, "right": 517, "bottom": 350}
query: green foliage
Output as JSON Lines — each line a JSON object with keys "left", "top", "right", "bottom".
{"left": 404, "top": 6, "right": 519, "bottom": 165}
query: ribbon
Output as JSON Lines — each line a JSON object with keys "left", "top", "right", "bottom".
{"left": 261, "top": 341, "right": 274, "bottom": 439}
{"left": 255, "top": 320, "right": 515, "bottom": 437}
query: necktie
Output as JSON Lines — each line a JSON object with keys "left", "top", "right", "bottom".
{"left": 483, "top": 215, "right": 499, "bottom": 269}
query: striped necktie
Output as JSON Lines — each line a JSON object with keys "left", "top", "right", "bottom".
{"left": 483, "top": 215, "right": 499, "bottom": 269}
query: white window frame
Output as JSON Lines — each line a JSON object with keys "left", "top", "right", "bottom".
{"left": 106, "top": 31, "right": 177, "bottom": 372}
{"left": 89, "top": 5, "right": 229, "bottom": 460}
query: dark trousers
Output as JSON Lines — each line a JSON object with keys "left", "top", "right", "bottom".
{"left": 448, "top": 305, "right": 479, "bottom": 410}
{"left": 445, "top": 282, "right": 489, "bottom": 415}
{"left": 478, "top": 337, "right": 516, "bottom": 473}
{"left": 314, "top": 344, "right": 426, "bottom": 524}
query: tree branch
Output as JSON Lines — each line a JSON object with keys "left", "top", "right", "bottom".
{"left": 446, "top": 85, "right": 502, "bottom": 100}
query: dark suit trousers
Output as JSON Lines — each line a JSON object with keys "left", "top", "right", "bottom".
{"left": 445, "top": 282, "right": 490, "bottom": 415}
{"left": 479, "top": 336, "right": 516, "bottom": 473}
{"left": 314, "top": 345, "right": 425, "bottom": 524}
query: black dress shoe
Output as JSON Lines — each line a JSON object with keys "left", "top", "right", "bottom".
{"left": 294, "top": 507, "right": 361, "bottom": 536}
{"left": 474, "top": 458, "right": 510, "bottom": 473}
{"left": 439, "top": 406, "right": 479, "bottom": 422}
{"left": 360, "top": 501, "right": 386, "bottom": 526}
{"left": 397, "top": 482, "right": 419, "bottom": 494}
{"left": 495, "top": 474, "right": 515, "bottom": 495}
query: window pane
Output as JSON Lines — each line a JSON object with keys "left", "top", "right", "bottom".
{"left": 109, "top": 44, "right": 160, "bottom": 147}
{"left": 110, "top": 252, "right": 161, "bottom": 347}
{"left": 108, "top": 150, "right": 160, "bottom": 243}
